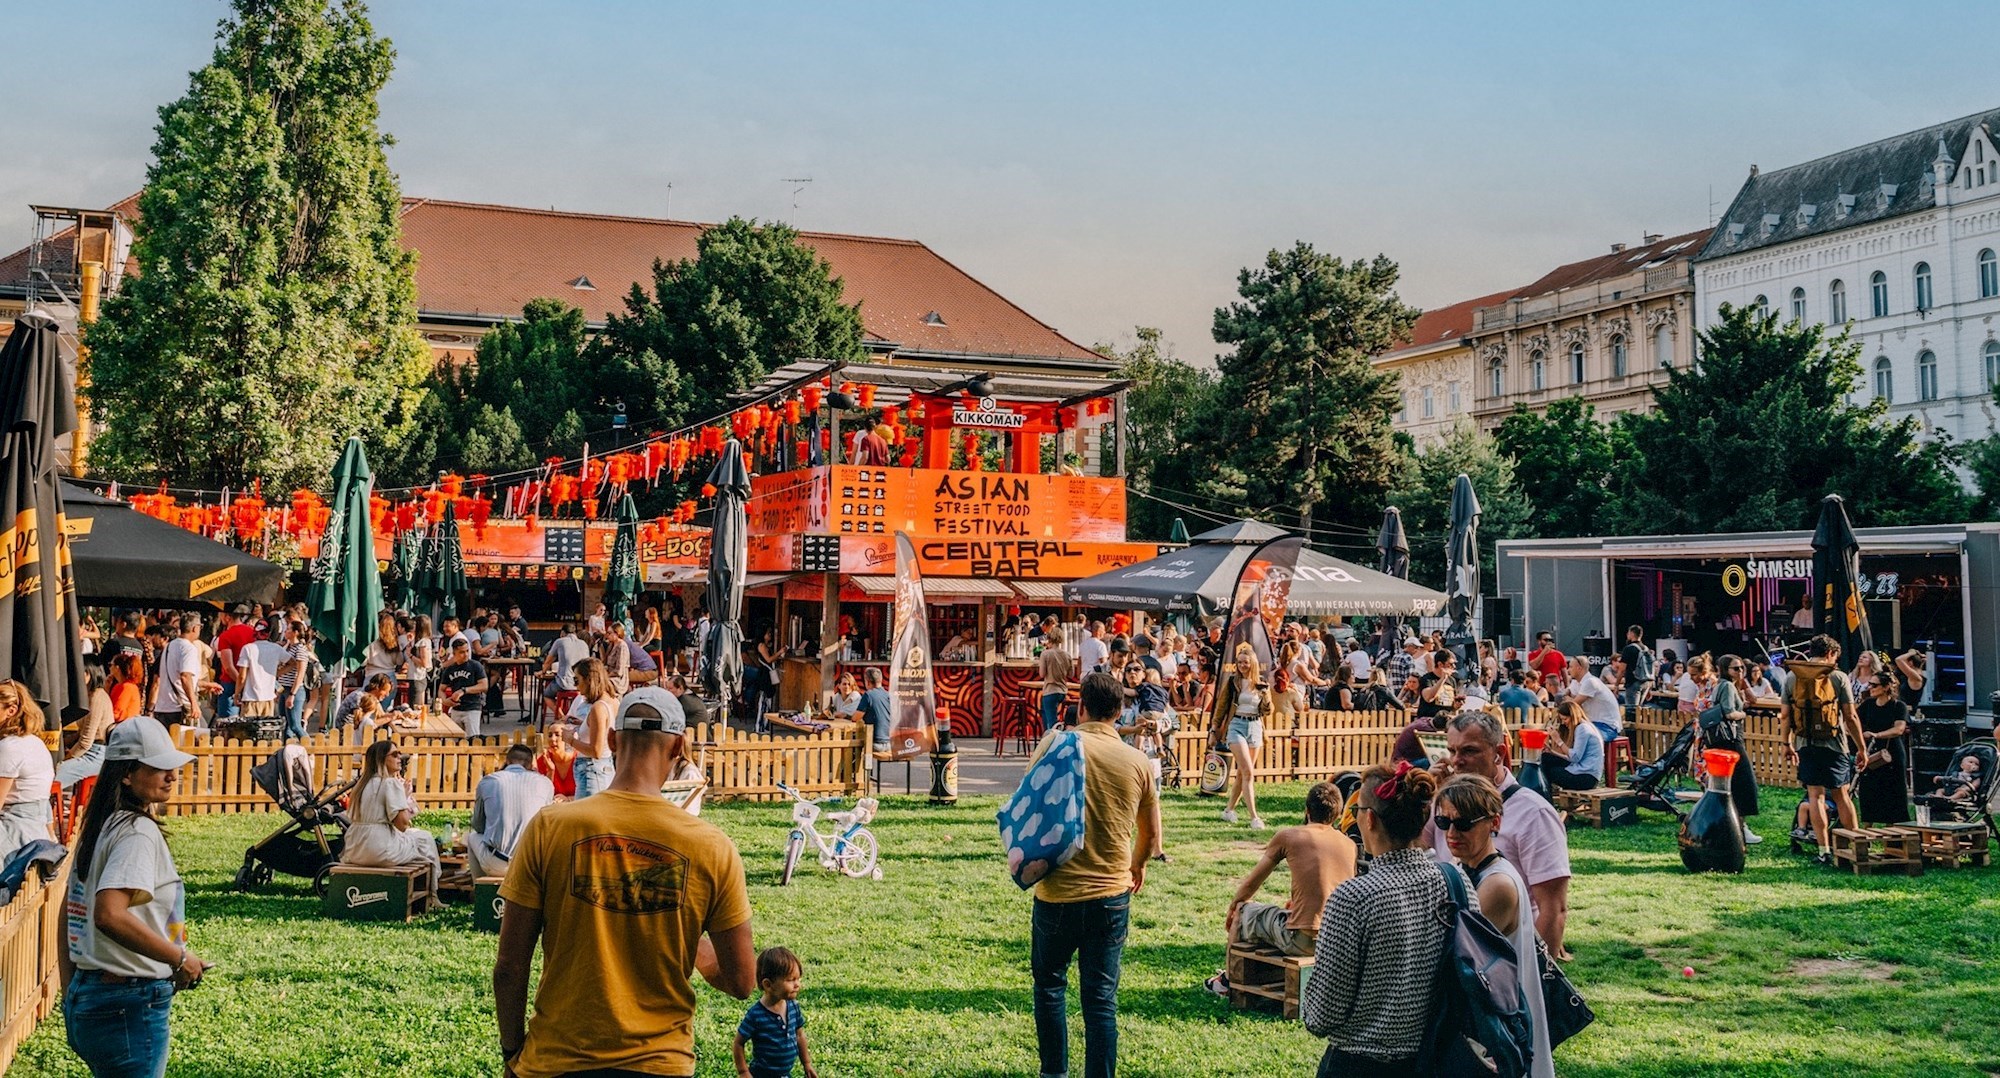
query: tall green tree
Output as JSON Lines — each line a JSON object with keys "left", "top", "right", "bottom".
{"left": 1094, "top": 327, "right": 1218, "bottom": 540}
{"left": 602, "top": 217, "right": 867, "bottom": 424}
{"left": 1610, "top": 304, "right": 1967, "bottom": 534}
{"left": 1386, "top": 424, "right": 1535, "bottom": 590}
{"left": 86, "top": 0, "right": 428, "bottom": 490}
{"left": 1493, "top": 396, "right": 1633, "bottom": 538}
{"left": 1195, "top": 245, "right": 1417, "bottom": 534}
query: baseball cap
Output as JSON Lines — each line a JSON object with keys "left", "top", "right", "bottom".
{"left": 104, "top": 716, "right": 195, "bottom": 771}
{"left": 615, "top": 687, "right": 687, "bottom": 734}
{"left": 230, "top": 603, "right": 252, "bottom": 615}
{"left": 1132, "top": 633, "right": 1155, "bottom": 651}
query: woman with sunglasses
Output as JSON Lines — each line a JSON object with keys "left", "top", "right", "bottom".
{"left": 1435, "top": 774, "right": 1554, "bottom": 1078}
{"left": 1301, "top": 760, "right": 1451, "bottom": 1077}
{"left": 342, "top": 740, "right": 441, "bottom": 894}
{"left": 1854, "top": 661, "right": 1911, "bottom": 825}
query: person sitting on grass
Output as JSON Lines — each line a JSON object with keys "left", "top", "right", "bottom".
{"left": 1204, "top": 781, "right": 1357, "bottom": 996}
{"left": 733, "top": 946, "right": 818, "bottom": 1078}
{"left": 1538, "top": 699, "right": 1606, "bottom": 792}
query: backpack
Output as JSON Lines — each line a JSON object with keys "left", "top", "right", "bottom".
{"left": 1422, "top": 863, "right": 1536, "bottom": 1078}
{"left": 997, "top": 729, "right": 1088, "bottom": 889}
{"left": 1631, "top": 643, "right": 1656, "bottom": 683}
{"left": 1784, "top": 659, "right": 1843, "bottom": 743}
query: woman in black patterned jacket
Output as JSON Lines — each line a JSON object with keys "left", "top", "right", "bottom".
{"left": 1302, "top": 760, "right": 1464, "bottom": 1077}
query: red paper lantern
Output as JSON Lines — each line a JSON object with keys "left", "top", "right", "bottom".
{"left": 581, "top": 500, "right": 598, "bottom": 521}
{"left": 785, "top": 399, "right": 802, "bottom": 425}
{"left": 801, "top": 384, "right": 823, "bottom": 413}
{"left": 700, "top": 483, "right": 717, "bottom": 499}
{"left": 856, "top": 384, "right": 877, "bottom": 409}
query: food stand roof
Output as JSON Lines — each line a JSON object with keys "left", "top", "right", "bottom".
{"left": 735, "top": 359, "right": 1131, "bottom": 408}
{"left": 1064, "top": 530, "right": 1446, "bottom": 618}
{"left": 850, "top": 575, "right": 1013, "bottom": 597}
{"left": 61, "top": 483, "right": 288, "bottom": 607}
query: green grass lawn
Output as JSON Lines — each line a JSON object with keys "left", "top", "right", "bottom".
{"left": 17, "top": 785, "right": 2000, "bottom": 1077}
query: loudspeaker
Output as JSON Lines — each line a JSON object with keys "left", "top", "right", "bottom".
{"left": 1481, "top": 596, "right": 1511, "bottom": 630}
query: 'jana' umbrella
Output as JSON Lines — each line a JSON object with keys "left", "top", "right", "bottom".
{"left": 1811, "top": 493, "right": 1873, "bottom": 660}
{"left": 1444, "top": 474, "right": 1481, "bottom": 643}
{"left": 0, "top": 313, "right": 88, "bottom": 717}
{"left": 433, "top": 500, "right": 467, "bottom": 618}
{"left": 308, "top": 437, "right": 383, "bottom": 676}
{"left": 1376, "top": 505, "right": 1411, "bottom": 648}
{"left": 701, "top": 440, "right": 751, "bottom": 716}
{"left": 606, "top": 493, "right": 642, "bottom": 626}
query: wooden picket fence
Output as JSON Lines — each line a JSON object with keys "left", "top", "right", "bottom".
{"left": 1167, "top": 706, "right": 1803, "bottom": 789}
{"left": 0, "top": 863, "right": 67, "bottom": 1075}
{"left": 160, "top": 722, "right": 866, "bottom": 815}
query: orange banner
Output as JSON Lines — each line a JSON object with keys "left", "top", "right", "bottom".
{"left": 748, "top": 465, "right": 1126, "bottom": 542}
{"left": 299, "top": 519, "right": 710, "bottom": 568}
{"left": 837, "top": 535, "right": 1161, "bottom": 578}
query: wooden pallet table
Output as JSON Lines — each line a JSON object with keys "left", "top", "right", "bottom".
{"left": 1908, "top": 821, "right": 1991, "bottom": 868}
{"left": 1829, "top": 826, "right": 1925, "bottom": 876}
{"left": 1226, "top": 945, "right": 1314, "bottom": 1020}
{"left": 1553, "top": 787, "right": 1641, "bottom": 828}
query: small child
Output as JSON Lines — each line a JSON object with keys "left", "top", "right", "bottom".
{"left": 1939, "top": 754, "right": 1985, "bottom": 803}
{"left": 735, "top": 946, "right": 817, "bottom": 1078}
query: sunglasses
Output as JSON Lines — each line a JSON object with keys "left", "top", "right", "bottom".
{"left": 1433, "top": 813, "right": 1491, "bottom": 832}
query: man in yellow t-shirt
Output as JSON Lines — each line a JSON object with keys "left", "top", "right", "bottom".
{"left": 495, "top": 687, "right": 757, "bottom": 1077}
{"left": 1028, "top": 671, "right": 1161, "bottom": 1078}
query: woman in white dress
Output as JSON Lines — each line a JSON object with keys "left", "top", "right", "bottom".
{"left": 1436, "top": 773, "right": 1554, "bottom": 1078}
{"left": 343, "top": 740, "right": 441, "bottom": 889}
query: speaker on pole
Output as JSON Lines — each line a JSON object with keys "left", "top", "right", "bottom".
{"left": 1482, "top": 596, "right": 1512, "bottom": 638}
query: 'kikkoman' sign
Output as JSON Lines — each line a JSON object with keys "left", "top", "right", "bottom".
{"left": 951, "top": 397, "right": 1026, "bottom": 429}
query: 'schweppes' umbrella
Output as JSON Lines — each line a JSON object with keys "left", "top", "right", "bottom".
{"left": 606, "top": 493, "right": 642, "bottom": 626}
{"left": 61, "top": 483, "right": 285, "bottom": 606}
{"left": 700, "top": 440, "right": 751, "bottom": 715}
{"left": 433, "top": 500, "right": 467, "bottom": 618}
{"left": 1444, "top": 474, "right": 1481, "bottom": 653}
{"left": 1811, "top": 493, "right": 1873, "bottom": 660}
{"left": 0, "top": 314, "right": 88, "bottom": 716}
{"left": 307, "top": 437, "right": 383, "bottom": 676}
{"left": 1376, "top": 505, "right": 1411, "bottom": 650}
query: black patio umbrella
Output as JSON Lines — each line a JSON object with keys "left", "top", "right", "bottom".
{"left": 1376, "top": 505, "right": 1410, "bottom": 648}
{"left": 701, "top": 440, "right": 751, "bottom": 715}
{"left": 61, "top": 483, "right": 286, "bottom": 607}
{"left": 1811, "top": 493, "right": 1873, "bottom": 660}
{"left": 0, "top": 313, "right": 88, "bottom": 717}
{"left": 1064, "top": 525, "right": 1445, "bottom": 619}
{"left": 1444, "top": 474, "right": 1481, "bottom": 649}
{"left": 605, "top": 493, "right": 642, "bottom": 627}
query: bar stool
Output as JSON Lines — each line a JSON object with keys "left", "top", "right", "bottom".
{"left": 1604, "top": 736, "right": 1633, "bottom": 787}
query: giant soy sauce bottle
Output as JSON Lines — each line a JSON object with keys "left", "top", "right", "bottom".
{"left": 1516, "top": 726, "right": 1552, "bottom": 801}
{"left": 1679, "top": 748, "right": 1746, "bottom": 874}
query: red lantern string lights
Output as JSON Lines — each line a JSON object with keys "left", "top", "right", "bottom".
{"left": 855, "top": 383, "right": 877, "bottom": 409}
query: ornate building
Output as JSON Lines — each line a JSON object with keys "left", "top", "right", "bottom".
{"left": 1694, "top": 108, "right": 2000, "bottom": 445}
{"left": 1378, "top": 289, "right": 1515, "bottom": 445}
{"left": 1467, "top": 227, "right": 1710, "bottom": 430}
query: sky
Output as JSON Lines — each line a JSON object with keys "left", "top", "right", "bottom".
{"left": 10, "top": 1, "right": 2000, "bottom": 362}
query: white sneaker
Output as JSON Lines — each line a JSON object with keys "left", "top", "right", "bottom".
{"left": 1250, "top": 817, "right": 1267, "bottom": 830}
{"left": 1220, "top": 809, "right": 1238, "bottom": 823}
{"left": 1743, "top": 827, "right": 1763, "bottom": 845}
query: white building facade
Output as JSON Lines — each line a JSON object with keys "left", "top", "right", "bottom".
{"left": 1695, "top": 109, "right": 2000, "bottom": 445}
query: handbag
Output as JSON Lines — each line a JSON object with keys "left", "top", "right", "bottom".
{"left": 1536, "top": 937, "right": 1595, "bottom": 1049}
{"left": 1697, "top": 702, "right": 1743, "bottom": 745}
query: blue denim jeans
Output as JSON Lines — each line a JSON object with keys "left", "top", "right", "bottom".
{"left": 1030, "top": 892, "right": 1130, "bottom": 1078}
{"left": 574, "top": 756, "right": 615, "bottom": 798}
{"left": 282, "top": 687, "right": 308, "bottom": 739}
{"left": 1040, "top": 693, "right": 1066, "bottom": 730}
{"left": 64, "top": 974, "right": 174, "bottom": 1078}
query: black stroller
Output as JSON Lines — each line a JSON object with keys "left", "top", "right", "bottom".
{"left": 234, "top": 745, "right": 354, "bottom": 896}
{"left": 1625, "top": 719, "right": 1699, "bottom": 818}
{"left": 1915, "top": 739, "right": 1998, "bottom": 834}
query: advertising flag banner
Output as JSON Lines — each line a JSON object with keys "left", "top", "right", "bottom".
{"left": 887, "top": 532, "right": 938, "bottom": 759}
{"left": 1212, "top": 536, "right": 1305, "bottom": 726}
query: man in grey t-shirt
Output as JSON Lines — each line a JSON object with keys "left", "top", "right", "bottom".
{"left": 540, "top": 623, "right": 591, "bottom": 721}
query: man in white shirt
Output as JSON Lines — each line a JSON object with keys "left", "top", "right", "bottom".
{"left": 1565, "top": 655, "right": 1623, "bottom": 741}
{"left": 1078, "top": 621, "right": 1108, "bottom": 675}
{"left": 1343, "top": 640, "right": 1372, "bottom": 683}
{"left": 153, "top": 614, "right": 207, "bottom": 727}
{"left": 234, "top": 635, "right": 289, "bottom": 718}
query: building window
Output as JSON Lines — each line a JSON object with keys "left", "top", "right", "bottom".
{"left": 1398, "top": 391, "right": 1408, "bottom": 422}
{"left": 1914, "top": 262, "right": 1933, "bottom": 311}
{"left": 1986, "top": 340, "right": 2000, "bottom": 389}
{"left": 1653, "top": 324, "right": 1672, "bottom": 369}
{"left": 1790, "top": 287, "right": 1806, "bottom": 322}
{"left": 1421, "top": 385, "right": 1435, "bottom": 419}
{"left": 1918, "top": 350, "right": 1938, "bottom": 401}
{"left": 1871, "top": 271, "right": 1889, "bottom": 317}
{"left": 1489, "top": 361, "right": 1504, "bottom": 398}
{"left": 1448, "top": 381, "right": 1461, "bottom": 412}
{"left": 1829, "top": 279, "right": 1846, "bottom": 323}
{"left": 1874, "top": 356, "right": 1893, "bottom": 402}
{"left": 1530, "top": 350, "right": 1545, "bottom": 391}
{"left": 1610, "top": 335, "right": 1627, "bottom": 377}
{"left": 1754, "top": 294, "right": 1770, "bottom": 318}
{"left": 1569, "top": 343, "right": 1586, "bottom": 384}
{"left": 1981, "top": 249, "right": 1998, "bottom": 299}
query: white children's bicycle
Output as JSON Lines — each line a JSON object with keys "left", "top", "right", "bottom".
{"left": 777, "top": 782, "right": 882, "bottom": 885}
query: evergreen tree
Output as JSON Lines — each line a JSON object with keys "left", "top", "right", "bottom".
{"left": 1493, "top": 396, "right": 1633, "bottom": 538}
{"left": 602, "top": 218, "right": 866, "bottom": 424}
{"left": 1095, "top": 327, "right": 1217, "bottom": 540}
{"left": 86, "top": 0, "right": 428, "bottom": 489}
{"left": 1386, "top": 424, "right": 1535, "bottom": 590}
{"left": 1196, "top": 245, "right": 1417, "bottom": 534}
{"left": 1610, "top": 304, "right": 1967, "bottom": 534}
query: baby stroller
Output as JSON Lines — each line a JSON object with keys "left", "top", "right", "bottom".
{"left": 234, "top": 744, "right": 354, "bottom": 896}
{"left": 1914, "top": 739, "right": 1998, "bottom": 834}
{"left": 1625, "top": 719, "right": 1698, "bottom": 817}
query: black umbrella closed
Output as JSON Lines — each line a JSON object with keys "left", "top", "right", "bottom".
{"left": 1376, "top": 505, "right": 1410, "bottom": 648}
{"left": 701, "top": 440, "right": 751, "bottom": 717}
{"left": 61, "top": 484, "right": 286, "bottom": 606}
{"left": 0, "top": 314, "right": 88, "bottom": 716}
{"left": 1444, "top": 474, "right": 1481, "bottom": 664}
{"left": 1811, "top": 494, "right": 1873, "bottom": 660}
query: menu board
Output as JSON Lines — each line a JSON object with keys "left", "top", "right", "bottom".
{"left": 543, "top": 525, "right": 587, "bottom": 564}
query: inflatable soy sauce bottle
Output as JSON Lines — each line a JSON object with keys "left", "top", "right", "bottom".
{"left": 1679, "top": 748, "right": 1746, "bottom": 874}
{"left": 1516, "top": 726, "right": 1552, "bottom": 802}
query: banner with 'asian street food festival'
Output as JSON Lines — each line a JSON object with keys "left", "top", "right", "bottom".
{"left": 886, "top": 532, "right": 938, "bottom": 760}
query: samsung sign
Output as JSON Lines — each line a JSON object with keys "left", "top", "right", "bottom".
{"left": 952, "top": 396, "right": 1027, "bottom": 429}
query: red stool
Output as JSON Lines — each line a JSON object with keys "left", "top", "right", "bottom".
{"left": 1604, "top": 736, "right": 1632, "bottom": 787}
{"left": 545, "top": 689, "right": 579, "bottom": 728}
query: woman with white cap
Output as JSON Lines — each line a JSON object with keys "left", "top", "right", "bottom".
{"left": 62, "top": 716, "right": 210, "bottom": 1078}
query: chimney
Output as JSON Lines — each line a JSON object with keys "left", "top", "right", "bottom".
{"left": 1610, "top": 243, "right": 1626, "bottom": 253}
{"left": 1643, "top": 233, "right": 1662, "bottom": 244}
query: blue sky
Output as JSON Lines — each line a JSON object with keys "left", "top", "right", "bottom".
{"left": 11, "top": 1, "right": 2000, "bottom": 359}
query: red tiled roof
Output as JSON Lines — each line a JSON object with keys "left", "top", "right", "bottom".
{"left": 1508, "top": 226, "right": 1713, "bottom": 298}
{"left": 1380, "top": 288, "right": 1519, "bottom": 359}
{"left": 398, "top": 198, "right": 1104, "bottom": 365}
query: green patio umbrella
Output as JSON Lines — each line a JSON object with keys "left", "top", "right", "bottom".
{"left": 1168, "top": 517, "right": 1190, "bottom": 544}
{"left": 605, "top": 493, "right": 642, "bottom": 626}
{"left": 431, "top": 500, "right": 468, "bottom": 618}
{"left": 308, "top": 437, "right": 383, "bottom": 675}
{"left": 388, "top": 529, "right": 421, "bottom": 612}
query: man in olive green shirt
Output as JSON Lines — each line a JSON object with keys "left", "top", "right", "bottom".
{"left": 1028, "top": 671, "right": 1161, "bottom": 1078}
